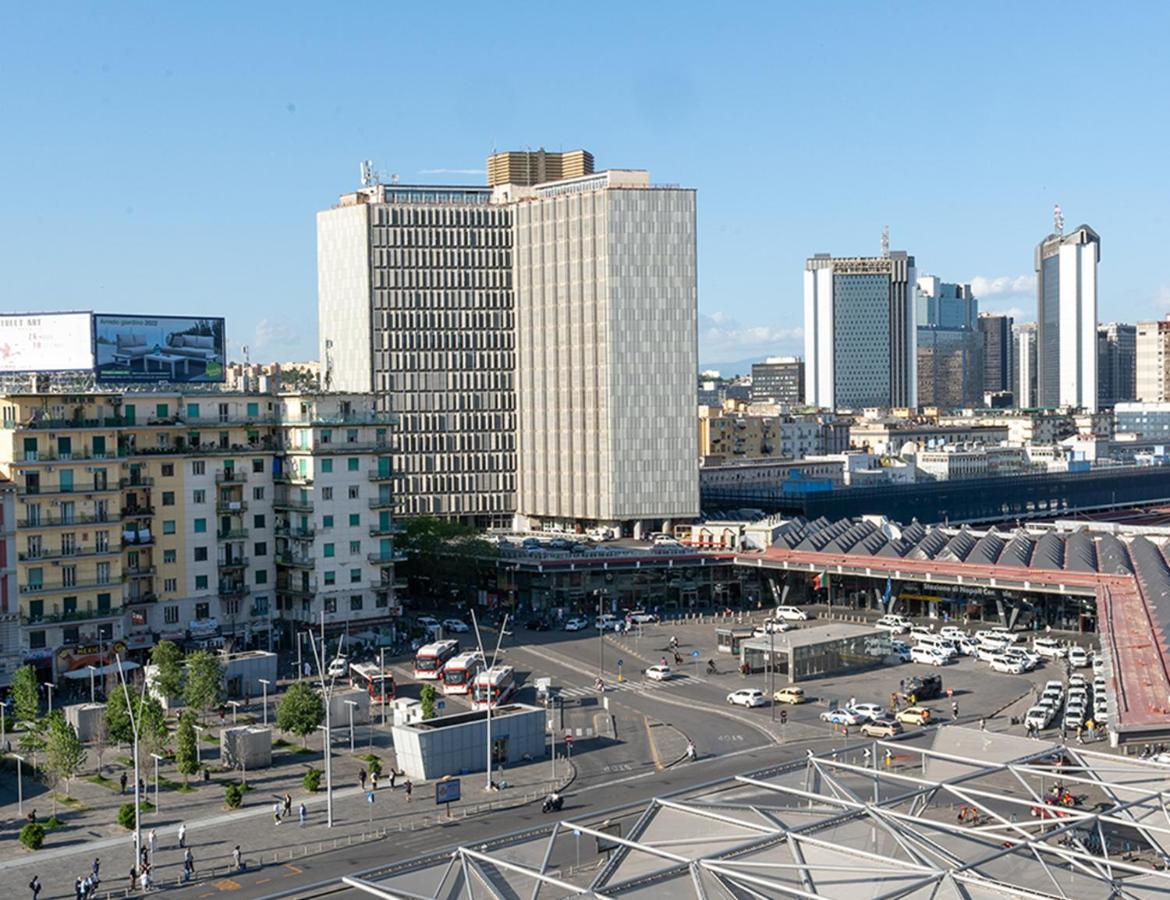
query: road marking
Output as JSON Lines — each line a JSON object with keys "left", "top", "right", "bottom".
{"left": 214, "top": 879, "right": 241, "bottom": 890}
{"left": 283, "top": 864, "right": 303, "bottom": 875}
{"left": 255, "top": 877, "right": 272, "bottom": 884}
{"left": 645, "top": 716, "right": 664, "bottom": 770}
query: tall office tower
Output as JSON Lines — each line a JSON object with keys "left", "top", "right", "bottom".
{"left": 978, "top": 313, "right": 1014, "bottom": 394}
{"left": 1013, "top": 322, "right": 1038, "bottom": 408}
{"left": 1096, "top": 322, "right": 1136, "bottom": 408}
{"left": 1035, "top": 222, "right": 1101, "bottom": 411}
{"left": 804, "top": 252, "right": 917, "bottom": 409}
{"left": 512, "top": 169, "right": 699, "bottom": 533}
{"left": 1136, "top": 318, "right": 1170, "bottom": 401}
{"left": 751, "top": 357, "right": 804, "bottom": 404}
{"left": 486, "top": 149, "right": 594, "bottom": 187}
{"left": 915, "top": 277, "right": 981, "bottom": 408}
{"left": 317, "top": 183, "right": 515, "bottom": 525}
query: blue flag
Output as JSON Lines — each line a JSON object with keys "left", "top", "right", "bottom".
{"left": 882, "top": 576, "right": 892, "bottom": 606}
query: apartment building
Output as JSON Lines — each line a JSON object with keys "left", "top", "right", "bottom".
{"left": 0, "top": 390, "right": 399, "bottom": 681}
{"left": 1136, "top": 319, "right": 1170, "bottom": 402}
{"left": 0, "top": 478, "right": 17, "bottom": 686}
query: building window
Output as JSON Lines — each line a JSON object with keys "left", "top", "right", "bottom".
{"left": 322, "top": 487, "right": 333, "bottom": 501}
{"left": 63, "top": 626, "right": 80, "bottom": 645}
{"left": 162, "top": 463, "right": 175, "bottom": 477}
{"left": 252, "top": 486, "right": 264, "bottom": 501}
{"left": 349, "top": 541, "right": 360, "bottom": 555}
{"left": 163, "top": 549, "right": 177, "bottom": 564}
{"left": 253, "top": 542, "right": 267, "bottom": 557}
{"left": 194, "top": 518, "right": 207, "bottom": 533}
{"left": 349, "top": 513, "right": 360, "bottom": 527}
{"left": 324, "top": 571, "right": 335, "bottom": 585}
{"left": 62, "top": 565, "right": 77, "bottom": 587}
{"left": 195, "top": 602, "right": 210, "bottom": 619}
{"left": 350, "top": 595, "right": 363, "bottom": 611}
{"left": 163, "top": 520, "right": 176, "bottom": 535}
{"left": 323, "top": 543, "right": 335, "bottom": 558}
{"left": 29, "top": 631, "right": 46, "bottom": 649}
{"left": 195, "top": 575, "right": 208, "bottom": 590}
{"left": 96, "top": 562, "right": 111, "bottom": 584}
{"left": 375, "top": 592, "right": 388, "bottom": 608}
{"left": 162, "top": 491, "right": 175, "bottom": 506}
{"left": 164, "top": 606, "right": 179, "bottom": 625}
{"left": 253, "top": 594, "right": 268, "bottom": 614}
{"left": 321, "top": 459, "right": 333, "bottom": 473}
{"left": 324, "top": 597, "right": 336, "bottom": 613}
{"left": 193, "top": 489, "right": 206, "bottom": 504}
{"left": 350, "top": 568, "right": 361, "bottom": 584}
{"left": 252, "top": 457, "right": 264, "bottom": 473}
{"left": 255, "top": 570, "right": 268, "bottom": 585}
{"left": 253, "top": 514, "right": 265, "bottom": 528}
{"left": 346, "top": 429, "right": 358, "bottom": 444}
{"left": 323, "top": 515, "right": 334, "bottom": 528}
{"left": 347, "top": 458, "right": 359, "bottom": 472}
{"left": 192, "top": 461, "right": 205, "bottom": 476}
{"left": 164, "top": 578, "right": 177, "bottom": 592}
{"left": 194, "top": 546, "right": 208, "bottom": 562}
{"left": 348, "top": 486, "right": 359, "bottom": 500}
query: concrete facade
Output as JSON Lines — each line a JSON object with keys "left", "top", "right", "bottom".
{"left": 1036, "top": 224, "right": 1100, "bottom": 411}
{"left": 391, "top": 703, "right": 546, "bottom": 782}
{"left": 1136, "top": 319, "right": 1170, "bottom": 402}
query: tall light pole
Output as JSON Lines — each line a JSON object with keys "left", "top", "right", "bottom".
{"left": 87, "top": 665, "right": 98, "bottom": 704}
{"left": 379, "top": 648, "right": 386, "bottom": 728}
{"left": 258, "top": 679, "right": 271, "bottom": 726}
{"left": 344, "top": 700, "right": 358, "bottom": 753}
{"left": 10, "top": 752, "right": 25, "bottom": 816}
{"left": 306, "top": 611, "right": 334, "bottom": 827}
{"left": 150, "top": 752, "right": 165, "bottom": 812}
{"left": 43, "top": 682, "right": 54, "bottom": 713}
{"left": 227, "top": 700, "right": 241, "bottom": 724}
{"left": 115, "top": 654, "right": 144, "bottom": 867}
{"left": 769, "top": 627, "right": 776, "bottom": 722}
{"left": 596, "top": 590, "right": 605, "bottom": 678}
{"left": 471, "top": 610, "right": 509, "bottom": 793}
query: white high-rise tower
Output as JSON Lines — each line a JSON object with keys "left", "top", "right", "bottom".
{"left": 1035, "top": 220, "right": 1100, "bottom": 411}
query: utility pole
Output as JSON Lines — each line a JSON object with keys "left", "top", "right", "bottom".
{"left": 10, "top": 753, "right": 24, "bottom": 816}
{"left": 769, "top": 628, "right": 776, "bottom": 722}
{"left": 305, "top": 610, "right": 334, "bottom": 827}
{"left": 87, "top": 665, "right": 98, "bottom": 703}
{"left": 596, "top": 590, "right": 605, "bottom": 678}
{"left": 345, "top": 700, "right": 358, "bottom": 753}
{"left": 258, "top": 678, "right": 271, "bottom": 726}
{"left": 115, "top": 654, "right": 144, "bottom": 868}
{"left": 471, "top": 610, "right": 509, "bottom": 792}
{"left": 150, "top": 752, "right": 165, "bottom": 812}
{"left": 379, "top": 647, "right": 386, "bottom": 728}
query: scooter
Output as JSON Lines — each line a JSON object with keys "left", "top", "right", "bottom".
{"left": 706, "top": 661, "right": 718, "bottom": 675}
{"left": 542, "top": 794, "right": 564, "bottom": 814}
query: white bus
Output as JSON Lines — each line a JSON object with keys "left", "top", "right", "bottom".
{"left": 470, "top": 665, "right": 516, "bottom": 711}
{"left": 350, "top": 662, "right": 395, "bottom": 702}
{"left": 414, "top": 639, "right": 460, "bottom": 680}
{"left": 441, "top": 651, "right": 484, "bottom": 695}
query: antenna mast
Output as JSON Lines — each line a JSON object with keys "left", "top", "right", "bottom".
{"left": 1053, "top": 204, "right": 1064, "bottom": 236}
{"left": 880, "top": 225, "right": 890, "bottom": 258}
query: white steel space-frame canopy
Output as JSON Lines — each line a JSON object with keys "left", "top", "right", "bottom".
{"left": 345, "top": 728, "right": 1170, "bottom": 899}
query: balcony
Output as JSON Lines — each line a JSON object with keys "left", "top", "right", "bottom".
{"left": 126, "top": 593, "right": 159, "bottom": 605}
{"left": 275, "top": 552, "right": 314, "bottom": 568}
{"left": 218, "top": 583, "right": 251, "bottom": 598}
{"left": 368, "top": 497, "right": 395, "bottom": 510}
{"left": 280, "top": 411, "right": 396, "bottom": 426}
{"left": 274, "top": 471, "right": 313, "bottom": 486}
{"left": 216, "top": 501, "right": 248, "bottom": 515}
{"left": 20, "top": 579, "right": 119, "bottom": 595}
{"left": 18, "top": 513, "right": 121, "bottom": 529}
{"left": 215, "top": 469, "right": 248, "bottom": 484}
{"left": 4, "top": 415, "right": 128, "bottom": 431}
{"left": 369, "top": 523, "right": 404, "bottom": 537}
{"left": 179, "top": 414, "right": 279, "bottom": 427}
{"left": 218, "top": 556, "right": 249, "bottom": 570}
{"left": 21, "top": 606, "right": 123, "bottom": 625}
{"left": 121, "top": 505, "right": 155, "bottom": 518}
{"left": 18, "top": 545, "right": 120, "bottom": 562}
{"left": 367, "top": 551, "right": 407, "bottom": 565}
{"left": 367, "top": 467, "right": 394, "bottom": 482}
{"left": 216, "top": 528, "right": 249, "bottom": 541}
{"left": 277, "top": 582, "right": 316, "bottom": 600}
{"left": 314, "top": 440, "right": 391, "bottom": 454}
{"left": 275, "top": 498, "right": 314, "bottom": 513}
{"left": 17, "top": 482, "right": 120, "bottom": 496}
{"left": 119, "top": 476, "right": 155, "bottom": 488}
{"left": 275, "top": 524, "right": 315, "bottom": 540}
{"left": 122, "top": 532, "right": 155, "bottom": 547}
{"left": 17, "top": 450, "right": 124, "bottom": 463}
{"left": 122, "top": 566, "right": 157, "bottom": 580}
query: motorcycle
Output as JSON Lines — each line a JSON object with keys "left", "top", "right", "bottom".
{"left": 706, "top": 660, "right": 718, "bottom": 675}
{"left": 542, "top": 794, "right": 564, "bottom": 814}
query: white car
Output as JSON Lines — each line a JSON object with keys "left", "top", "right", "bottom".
{"left": 1068, "top": 647, "right": 1090, "bottom": 668}
{"left": 875, "top": 615, "right": 911, "bottom": 634}
{"left": 848, "top": 702, "right": 887, "bottom": 721}
{"left": 1032, "top": 638, "right": 1066, "bottom": 659}
{"left": 939, "top": 626, "right": 967, "bottom": 641}
{"left": 890, "top": 641, "right": 913, "bottom": 662}
{"left": 976, "top": 644, "right": 1005, "bottom": 662}
{"left": 753, "top": 619, "right": 792, "bottom": 637}
{"left": 645, "top": 664, "right": 672, "bottom": 681}
{"left": 564, "top": 616, "right": 590, "bottom": 631}
{"left": 628, "top": 610, "right": 658, "bottom": 624}
{"left": 1004, "top": 648, "right": 1040, "bottom": 670}
{"left": 989, "top": 655, "right": 1026, "bottom": 674}
{"left": 911, "top": 646, "right": 948, "bottom": 666}
{"left": 417, "top": 616, "right": 440, "bottom": 630}
{"left": 442, "top": 618, "right": 470, "bottom": 633}
{"left": 327, "top": 656, "right": 349, "bottom": 678}
{"left": 595, "top": 614, "right": 621, "bottom": 631}
{"left": 1024, "top": 705, "right": 1054, "bottom": 730}
{"left": 954, "top": 636, "right": 978, "bottom": 656}
{"left": 774, "top": 606, "right": 809, "bottom": 622}
{"left": 989, "top": 627, "right": 1024, "bottom": 644}
{"left": 727, "top": 689, "right": 768, "bottom": 708}
{"left": 908, "top": 625, "right": 935, "bottom": 642}
{"left": 819, "top": 708, "right": 863, "bottom": 726}
{"left": 1044, "top": 679, "right": 1065, "bottom": 695}
{"left": 1092, "top": 656, "right": 1105, "bottom": 675}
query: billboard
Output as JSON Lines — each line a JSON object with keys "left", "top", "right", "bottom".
{"left": 0, "top": 312, "right": 95, "bottom": 373}
{"left": 93, "top": 314, "right": 226, "bottom": 383}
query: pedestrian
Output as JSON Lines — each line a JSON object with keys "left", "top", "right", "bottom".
{"left": 371, "top": 771, "right": 378, "bottom": 791}
{"left": 120, "top": 771, "right": 128, "bottom": 794}
{"left": 283, "top": 792, "right": 292, "bottom": 816}
{"left": 128, "top": 867, "right": 137, "bottom": 892}
{"left": 177, "top": 821, "right": 186, "bottom": 848}
{"left": 405, "top": 779, "right": 413, "bottom": 802}
{"left": 980, "top": 717, "right": 987, "bottom": 732}
{"left": 957, "top": 804, "right": 967, "bottom": 823}
{"left": 1076, "top": 725, "right": 1084, "bottom": 744}
{"left": 29, "top": 875, "right": 41, "bottom": 900}
{"left": 148, "top": 827, "right": 157, "bottom": 857}
{"left": 359, "top": 768, "right": 367, "bottom": 790}
{"left": 273, "top": 800, "right": 283, "bottom": 825}
{"left": 91, "top": 858, "right": 100, "bottom": 881}
{"left": 142, "top": 867, "right": 153, "bottom": 892}
{"left": 232, "top": 845, "right": 242, "bottom": 872}
{"left": 390, "top": 768, "right": 398, "bottom": 789}
{"left": 298, "top": 802, "right": 307, "bottom": 827}
{"left": 183, "top": 848, "right": 194, "bottom": 882}
{"left": 140, "top": 846, "right": 149, "bottom": 869}
{"left": 849, "top": 696, "right": 856, "bottom": 709}
{"left": 952, "top": 700, "right": 958, "bottom": 720}
{"left": 685, "top": 741, "right": 696, "bottom": 761}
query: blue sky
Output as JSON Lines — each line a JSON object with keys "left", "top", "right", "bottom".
{"left": 3, "top": 3, "right": 1169, "bottom": 372}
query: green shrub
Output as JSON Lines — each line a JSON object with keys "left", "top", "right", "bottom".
{"left": 366, "top": 756, "right": 383, "bottom": 778}
{"left": 303, "top": 767, "right": 322, "bottom": 792}
{"left": 116, "top": 802, "right": 137, "bottom": 830}
{"left": 45, "top": 815, "right": 65, "bottom": 830}
{"left": 19, "top": 822, "right": 46, "bottom": 849}
{"left": 224, "top": 783, "right": 244, "bottom": 809}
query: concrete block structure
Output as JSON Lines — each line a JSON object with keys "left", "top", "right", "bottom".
{"left": 392, "top": 703, "right": 545, "bottom": 781}
{"left": 64, "top": 701, "right": 105, "bottom": 742}
{"left": 220, "top": 724, "right": 273, "bottom": 770}
{"left": 328, "top": 687, "right": 370, "bottom": 727}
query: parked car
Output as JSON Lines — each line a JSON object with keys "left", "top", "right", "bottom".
{"left": 547, "top": 538, "right": 572, "bottom": 550}
{"left": 564, "top": 616, "right": 590, "bottom": 631}
{"left": 753, "top": 619, "right": 792, "bottom": 637}
{"left": 988, "top": 627, "right": 1024, "bottom": 644}
{"left": 628, "top": 610, "right": 659, "bottom": 624}
{"left": 860, "top": 718, "right": 903, "bottom": 738}
{"left": 773, "top": 686, "right": 807, "bottom": 704}
{"left": 989, "top": 655, "right": 1027, "bottom": 674}
{"left": 848, "top": 702, "right": 888, "bottom": 721}
{"left": 1004, "top": 648, "right": 1040, "bottom": 670}
{"left": 896, "top": 706, "right": 933, "bottom": 726}
{"left": 875, "top": 615, "right": 912, "bottom": 634}
{"left": 327, "top": 656, "right": 349, "bottom": 678}
{"left": 442, "top": 618, "right": 470, "bottom": 633}
{"left": 939, "top": 626, "right": 967, "bottom": 641}
{"left": 911, "top": 646, "right": 949, "bottom": 666}
{"left": 1032, "top": 638, "right": 1066, "bottom": 659}
{"left": 904, "top": 674, "right": 943, "bottom": 701}
{"left": 819, "top": 707, "right": 863, "bottom": 726}
{"left": 645, "top": 665, "right": 672, "bottom": 681}
{"left": 908, "top": 625, "right": 935, "bottom": 642}
{"left": 1068, "top": 646, "right": 1090, "bottom": 668}
{"left": 890, "top": 641, "right": 913, "bottom": 662}
{"left": 1024, "top": 705, "right": 1054, "bottom": 730}
{"left": 524, "top": 618, "right": 551, "bottom": 631}
{"left": 727, "top": 689, "right": 768, "bottom": 708}
{"left": 417, "top": 616, "right": 440, "bottom": 630}
{"left": 774, "top": 606, "right": 809, "bottom": 622}
{"left": 594, "top": 614, "right": 621, "bottom": 631}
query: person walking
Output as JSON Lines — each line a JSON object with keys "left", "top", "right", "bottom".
{"left": 29, "top": 875, "right": 41, "bottom": 900}
{"left": 232, "top": 845, "right": 242, "bottom": 872}
{"left": 283, "top": 792, "right": 292, "bottom": 817}
{"left": 405, "top": 779, "right": 413, "bottom": 802}
{"left": 183, "top": 848, "right": 194, "bottom": 882}
{"left": 298, "top": 802, "right": 307, "bottom": 827}
{"left": 177, "top": 822, "right": 187, "bottom": 849}
{"left": 685, "top": 741, "right": 696, "bottom": 761}
{"left": 120, "top": 771, "right": 128, "bottom": 794}
{"left": 390, "top": 768, "right": 399, "bottom": 790}
{"left": 359, "top": 768, "right": 367, "bottom": 790}
{"left": 148, "top": 828, "right": 157, "bottom": 858}
{"left": 371, "top": 770, "right": 378, "bottom": 791}
{"left": 128, "top": 867, "right": 138, "bottom": 892}
{"left": 74, "top": 876, "right": 83, "bottom": 900}
{"left": 979, "top": 717, "right": 987, "bottom": 732}
{"left": 141, "top": 867, "right": 153, "bottom": 893}
{"left": 952, "top": 700, "right": 959, "bottom": 720}
{"left": 273, "top": 800, "right": 283, "bottom": 825}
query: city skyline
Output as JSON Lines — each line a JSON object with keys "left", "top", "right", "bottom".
{"left": 4, "top": 5, "right": 1170, "bottom": 371}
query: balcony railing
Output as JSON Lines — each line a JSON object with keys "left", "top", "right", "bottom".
{"left": 21, "top": 606, "right": 123, "bottom": 625}
{"left": 277, "top": 582, "right": 317, "bottom": 599}
{"left": 218, "top": 583, "right": 251, "bottom": 598}
{"left": 216, "top": 501, "right": 248, "bottom": 514}
{"left": 18, "top": 545, "right": 120, "bottom": 562}
{"left": 17, "top": 450, "right": 123, "bottom": 463}
{"left": 17, "top": 482, "right": 120, "bottom": 496}
{"left": 367, "top": 467, "right": 394, "bottom": 482}
{"left": 313, "top": 440, "right": 391, "bottom": 454}
{"left": 280, "top": 411, "right": 396, "bottom": 426}
{"left": 20, "top": 579, "right": 118, "bottom": 595}
{"left": 216, "top": 528, "right": 249, "bottom": 541}
{"left": 369, "top": 523, "right": 404, "bottom": 536}
{"left": 122, "top": 566, "right": 157, "bottom": 579}
{"left": 121, "top": 505, "right": 155, "bottom": 517}
{"left": 119, "top": 476, "right": 155, "bottom": 488}
{"left": 274, "top": 471, "right": 313, "bottom": 486}
{"left": 275, "top": 525, "right": 315, "bottom": 540}
{"left": 126, "top": 593, "right": 159, "bottom": 605}
{"left": 215, "top": 469, "right": 248, "bottom": 484}
{"left": 218, "top": 556, "right": 249, "bottom": 570}
{"left": 18, "top": 513, "right": 121, "bottom": 528}
{"left": 122, "top": 533, "right": 155, "bottom": 547}
{"left": 275, "top": 498, "right": 314, "bottom": 513}
{"left": 368, "top": 498, "right": 394, "bottom": 510}
{"left": 367, "top": 551, "right": 407, "bottom": 565}
{"left": 3, "top": 415, "right": 129, "bottom": 431}
{"left": 275, "top": 552, "right": 314, "bottom": 568}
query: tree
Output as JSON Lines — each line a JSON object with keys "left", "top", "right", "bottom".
{"left": 150, "top": 640, "right": 184, "bottom": 704}
{"left": 183, "top": 651, "right": 224, "bottom": 722}
{"left": 104, "top": 686, "right": 168, "bottom": 769}
{"left": 419, "top": 683, "right": 437, "bottom": 720}
{"left": 175, "top": 711, "right": 199, "bottom": 788}
{"left": 276, "top": 681, "right": 324, "bottom": 747}
{"left": 303, "top": 767, "right": 322, "bottom": 792}
{"left": 103, "top": 684, "right": 133, "bottom": 745}
{"left": 11, "top": 665, "right": 40, "bottom": 723}
{"left": 44, "top": 711, "right": 86, "bottom": 795}
{"left": 224, "top": 783, "right": 243, "bottom": 809}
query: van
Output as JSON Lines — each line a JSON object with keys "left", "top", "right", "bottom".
{"left": 911, "top": 645, "right": 948, "bottom": 666}
{"left": 875, "top": 615, "right": 911, "bottom": 634}
{"left": 774, "top": 605, "right": 808, "bottom": 622}
{"left": 651, "top": 533, "right": 676, "bottom": 545}
{"left": 916, "top": 634, "right": 958, "bottom": 658}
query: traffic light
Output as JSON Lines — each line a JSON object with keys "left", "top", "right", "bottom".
{"left": 780, "top": 709, "right": 788, "bottom": 724}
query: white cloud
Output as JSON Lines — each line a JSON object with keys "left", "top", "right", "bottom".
{"left": 1155, "top": 285, "right": 1170, "bottom": 309}
{"left": 418, "top": 167, "right": 485, "bottom": 176}
{"left": 250, "top": 318, "right": 302, "bottom": 355}
{"left": 699, "top": 312, "right": 803, "bottom": 361}
{"left": 969, "top": 274, "right": 1036, "bottom": 297}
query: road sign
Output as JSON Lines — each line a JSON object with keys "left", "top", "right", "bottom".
{"left": 691, "top": 650, "right": 701, "bottom": 657}
{"left": 437, "top": 699, "right": 446, "bottom": 710}
{"left": 618, "top": 659, "right": 623, "bottom": 667}
{"left": 435, "top": 778, "right": 461, "bottom": 805}
{"left": 367, "top": 791, "right": 375, "bottom": 804}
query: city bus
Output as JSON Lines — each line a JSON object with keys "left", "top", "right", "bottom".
{"left": 470, "top": 665, "right": 516, "bottom": 711}
{"left": 441, "top": 651, "right": 484, "bottom": 695}
{"left": 350, "top": 662, "right": 396, "bottom": 702}
{"left": 414, "top": 639, "right": 460, "bottom": 680}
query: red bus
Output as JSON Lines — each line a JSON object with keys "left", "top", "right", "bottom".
{"left": 441, "top": 651, "right": 483, "bottom": 695}
{"left": 470, "top": 665, "right": 516, "bottom": 711}
{"left": 350, "top": 662, "right": 395, "bottom": 702}
{"left": 414, "top": 639, "right": 460, "bottom": 680}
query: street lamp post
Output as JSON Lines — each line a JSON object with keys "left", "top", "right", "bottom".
{"left": 306, "top": 612, "right": 334, "bottom": 827}
{"left": 87, "top": 665, "right": 98, "bottom": 704}
{"left": 379, "top": 648, "right": 386, "bottom": 729}
{"left": 344, "top": 700, "right": 358, "bottom": 754}
{"left": 150, "top": 752, "right": 165, "bottom": 812}
{"left": 596, "top": 590, "right": 605, "bottom": 678}
{"left": 769, "top": 628, "right": 776, "bottom": 722}
{"left": 227, "top": 700, "right": 241, "bottom": 724}
{"left": 43, "top": 682, "right": 54, "bottom": 714}
{"left": 10, "top": 753, "right": 25, "bottom": 816}
{"left": 258, "top": 679, "right": 271, "bottom": 727}
{"left": 471, "top": 610, "right": 510, "bottom": 793}
{"left": 114, "top": 654, "right": 144, "bottom": 870}
{"left": 297, "top": 632, "right": 303, "bottom": 681}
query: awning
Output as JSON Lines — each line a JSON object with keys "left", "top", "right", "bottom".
{"left": 61, "top": 661, "right": 140, "bottom": 680}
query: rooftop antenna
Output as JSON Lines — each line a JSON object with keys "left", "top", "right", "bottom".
{"left": 1054, "top": 204, "right": 1064, "bottom": 236}
{"left": 359, "top": 160, "right": 380, "bottom": 188}
{"left": 880, "top": 225, "right": 890, "bottom": 258}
